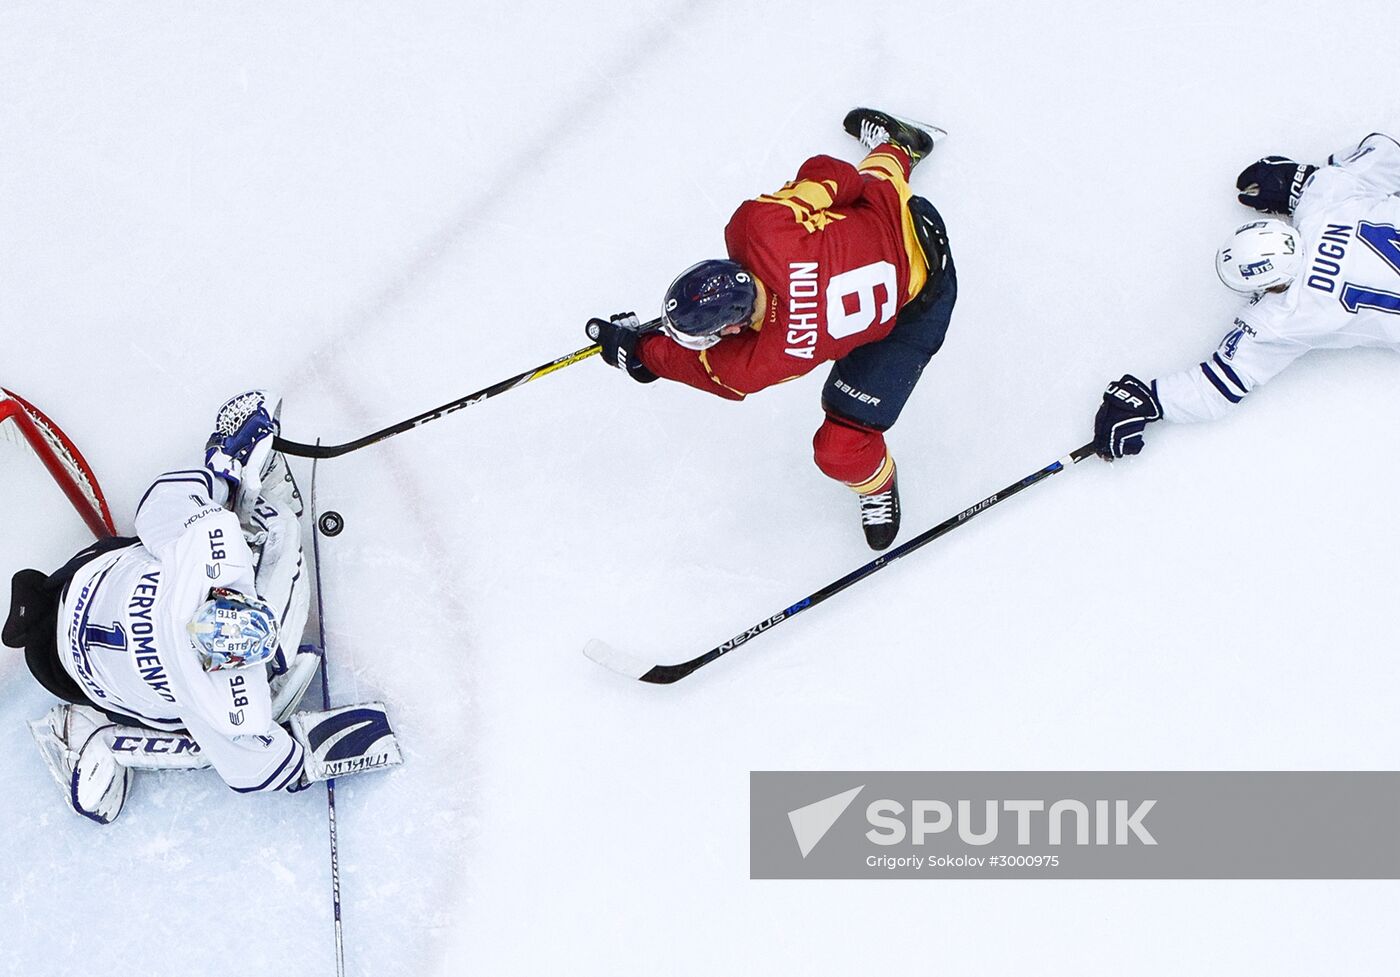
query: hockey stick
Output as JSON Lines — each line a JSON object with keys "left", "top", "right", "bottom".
{"left": 308, "top": 452, "right": 346, "bottom": 977}
{"left": 584, "top": 443, "right": 1098, "bottom": 684}
{"left": 275, "top": 321, "right": 659, "bottom": 459}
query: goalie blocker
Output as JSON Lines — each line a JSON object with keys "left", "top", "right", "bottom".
{"left": 290, "top": 702, "right": 402, "bottom": 783}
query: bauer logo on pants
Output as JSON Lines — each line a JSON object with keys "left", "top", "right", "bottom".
{"left": 750, "top": 771, "right": 1400, "bottom": 879}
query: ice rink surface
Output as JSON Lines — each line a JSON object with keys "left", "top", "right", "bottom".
{"left": 3, "top": 1, "right": 1399, "bottom": 974}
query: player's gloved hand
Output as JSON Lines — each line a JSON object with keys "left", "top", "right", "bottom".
{"left": 1094, "top": 374, "right": 1163, "bottom": 460}
{"left": 205, "top": 390, "right": 281, "bottom": 500}
{"left": 1235, "top": 156, "right": 1318, "bottom": 215}
{"left": 586, "top": 312, "right": 658, "bottom": 384}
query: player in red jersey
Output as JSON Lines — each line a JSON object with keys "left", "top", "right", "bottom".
{"left": 588, "top": 108, "right": 958, "bottom": 550}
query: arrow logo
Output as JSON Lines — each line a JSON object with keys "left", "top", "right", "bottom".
{"left": 788, "top": 785, "right": 864, "bottom": 858}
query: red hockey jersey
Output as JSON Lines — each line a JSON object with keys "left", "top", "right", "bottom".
{"left": 638, "top": 147, "right": 930, "bottom": 399}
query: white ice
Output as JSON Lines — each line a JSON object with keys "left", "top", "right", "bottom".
{"left": 3, "top": 1, "right": 1399, "bottom": 974}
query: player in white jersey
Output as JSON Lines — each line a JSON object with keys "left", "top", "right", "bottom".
{"left": 1093, "top": 131, "right": 1400, "bottom": 457}
{"left": 4, "top": 391, "right": 400, "bottom": 824}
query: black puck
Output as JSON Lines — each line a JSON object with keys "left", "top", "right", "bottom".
{"left": 318, "top": 511, "right": 345, "bottom": 537}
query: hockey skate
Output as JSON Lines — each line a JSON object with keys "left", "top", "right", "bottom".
{"left": 843, "top": 108, "right": 946, "bottom": 169}
{"left": 858, "top": 469, "right": 902, "bottom": 551}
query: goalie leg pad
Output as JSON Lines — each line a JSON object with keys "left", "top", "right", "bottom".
{"left": 248, "top": 498, "right": 311, "bottom": 675}
{"left": 108, "top": 728, "right": 209, "bottom": 769}
{"left": 258, "top": 448, "right": 304, "bottom": 518}
{"left": 29, "top": 704, "right": 134, "bottom": 824}
{"left": 270, "top": 645, "right": 323, "bottom": 724}
{"left": 291, "top": 702, "right": 402, "bottom": 783}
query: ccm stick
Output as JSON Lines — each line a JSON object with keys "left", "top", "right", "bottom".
{"left": 274, "top": 319, "right": 660, "bottom": 459}
{"left": 585, "top": 443, "right": 1098, "bottom": 683}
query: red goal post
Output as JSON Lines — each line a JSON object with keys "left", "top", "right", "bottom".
{"left": 0, "top": 387, "right": 116, "bottom": 538}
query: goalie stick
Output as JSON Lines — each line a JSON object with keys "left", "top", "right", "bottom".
{"left": 584, "top": 443, "right": 1097, "bottom": 684}
{"left": 309, "top": 451, "right": 346, "bottom": 977}
{"left": 275, "top": 322, "right": 659, "bottom": 459}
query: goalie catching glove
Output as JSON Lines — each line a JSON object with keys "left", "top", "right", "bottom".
{"left": 205, "top": 389, "right": 281, "bottom": 507}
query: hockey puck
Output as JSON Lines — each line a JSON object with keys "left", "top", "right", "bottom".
{"left": 318, "top": 510, "right": 345, "bottom": 537}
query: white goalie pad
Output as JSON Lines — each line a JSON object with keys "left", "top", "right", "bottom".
{"left": 108, "top": 728, "right": 209, "bottom": 770}
{"left": 245, "top": 490, "right": 312, "bottom": 704}
{"left": 104, "top": 689, "right": 396, "bottom": 782}
{"left": 270, "top": 645, "right": 322, "bottom": 724}
{"left": 29, "top": 705, "right": 133, "bottom": 824}
{"left": 290, "top": 702, "right": 402, "bottom": 783}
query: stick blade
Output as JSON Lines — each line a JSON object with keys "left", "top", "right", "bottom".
{"left": 582, "top": 639, "right": 654, "bottom": 680}
{"left": 274, "top": 436, "right": 342, "bottom": 459}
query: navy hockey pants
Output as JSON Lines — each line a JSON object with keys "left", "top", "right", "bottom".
{"left": 820, "top": 200, "right": 957, "bottom": 433}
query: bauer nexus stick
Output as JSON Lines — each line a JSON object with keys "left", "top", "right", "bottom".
{"left": 275, "top": 319, "right": 661, "bottom": 459}
{"left": 584, "top": 443, "right": 1098, "bottom": 684}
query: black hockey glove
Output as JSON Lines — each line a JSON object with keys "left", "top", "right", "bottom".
{"left": 1094, "top": 374, "right": 1163, "bottom": 460}
{"left": 1235, "top": 156, "right": 1318, "bottom": 215}
{"left": 586, "top": 312, "right": 658, "bottom": 384}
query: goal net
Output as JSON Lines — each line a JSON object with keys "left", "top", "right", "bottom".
{"left": 0, "top": 387, "right": 115, "bottom": 539}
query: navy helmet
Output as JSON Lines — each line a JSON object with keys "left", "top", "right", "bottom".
{"left": 662, "top": 259, "right": 759, "bottom": 350}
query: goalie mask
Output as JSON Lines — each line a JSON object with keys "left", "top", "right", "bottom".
{"left": 188, "top": 588, "right": 279, "bottom": 672}
{"left": 1216, "top": 219, "right": 1303, "bottom": 294}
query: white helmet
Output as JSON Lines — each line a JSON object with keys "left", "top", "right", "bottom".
{"left": 1215, "top": 219, "right": 1304, "bottom": 293}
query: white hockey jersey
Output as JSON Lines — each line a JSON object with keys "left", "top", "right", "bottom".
{"left": 57, "top": 469, "right": 305, "bottom": 793}
{"left": 1156, "top": 132, "right": 1400, "bottom": 421}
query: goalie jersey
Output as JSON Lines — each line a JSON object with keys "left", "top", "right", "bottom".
{"left": 1157, "top": 132, "right": 1400, "bottom": 422}
{"left": 55, "top": 470, "right": 306, "bottom": 793}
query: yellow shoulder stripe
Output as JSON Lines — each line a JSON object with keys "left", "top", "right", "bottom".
{"left": 698, "top": 349, "right": 750, "bottom": 399}
{"left": 755, "top": 177, "right": 845, "bottom": 232}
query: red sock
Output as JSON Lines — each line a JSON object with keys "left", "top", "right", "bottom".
{"left": 812, "top": 415, "right": 892, "bottom": 491}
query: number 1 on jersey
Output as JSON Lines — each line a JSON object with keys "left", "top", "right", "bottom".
{"left": 84, "top": 623, "right": 127, "bottom": 651}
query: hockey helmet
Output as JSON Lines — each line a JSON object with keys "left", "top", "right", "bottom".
{"left": 1216, "top": 219, "right": 1303, "bottom": 293}
{"left": 662, "top": 259, "right": 759, "bottom": 351}
{"left": 188, "top": 588, "right": 280, "bottom": 672}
